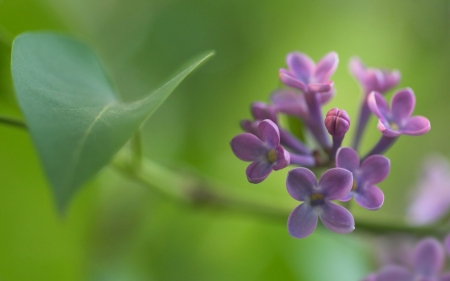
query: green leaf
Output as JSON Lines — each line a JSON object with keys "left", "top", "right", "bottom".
{"left": 11, "top": 32, "right": 213, "bottom": 213}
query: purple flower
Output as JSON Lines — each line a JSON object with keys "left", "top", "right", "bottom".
{"left": 407, "top": 156, "right": 450, "bottom": 225}
{"left": 231, "top": 119, "right": 289, "bottom": 183}
{"left": 279, "top": 51, "right": 338, "bottom": 95}
{"left": 286, "top": 167, "right": 354, "bottom": 238}
{"left": 350, "top": 57, "right": 400, "bottom": 95}
{"left": 336, "top": 147, "right": 389, "bottom": 210}
{"left": 368, "top": 88, "right": 430, "bottom": 137}
{"left": 365, "top": 238, "right": 450, "bottom": 281}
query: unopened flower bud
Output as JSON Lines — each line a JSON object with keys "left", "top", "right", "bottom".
{"left": 325, "top": 108, "right": 350, "bottom": 137}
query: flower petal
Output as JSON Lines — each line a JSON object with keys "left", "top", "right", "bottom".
{"left": 286, "top": 167, "right": 317, "bottom": 201}
{"left": 319, "top": 201, "right": 354, "bottom": 234}
{"left": 240, "top": 119, "right": 258, "bottom": 134}
{"left": 368, "top": 91, "right": 390, "bottom": 121}
{"left": 359, "top": 155, "right": 390, "bottom": 185}
{"left": 270, "top": 89, "right": 308, "bottom": 118}
{"left": 375, "top": 266, "right": 413, "bottom": 281}
{"left": 287, "top": 203, "right": 318, "bottom": 238}
{"left": 230, "top": 133, "right": 267, "bottom": 161}
{"left": 354, "top": 185, "right": 384, "bottom": 210}
{"left": 414, "top": 238, "right": 444, "bottom": 277}
{"left": 349, "top": 56, "right": 366, "bottom": 84}
{"left": 391, "top": 88, "right": 416, "bottom": 124}
{"left": 308, "top": 82, "right": 333, "bottom": 93}
{"left": 251, "top": 102, "right": 278, "bottom": 123}
{"left": 319, "top": 168, "right": 353, "bottom": 200}
{"left": 400, "top": 116, "right": 430, "bottom": 136}
{"left": 336, "top": 147, "right": 360, "bottom": 173}
{"left": 445, "top": 234, "right": 450, "bottom": 256}
{"left": 279, "top": 69, "right": 308, "bottom": 92}
{"left": 439, "top": 272, "right": 450, "bottom": 281}
{"left": 246, "top": 161, "right": 273, "bottom": 184}
{"left": 286, "top": 52, "right": 315, "bottom": 83}
{"left": 360, "top": 273, "right": 377, "bottom": 281}
{"left": 315, "top": 51, "right": 339, "bottom": 82}
{"left": 272, "top": 145, "right": 290, "bottom": 171}
{"left": 383, "top": 70, "right": 401, "bottom": 93}
{"left": 378, "top": 121, "right": 402, "bottom": 137}
{"left": 318, "top": 88, "right": 335, "bottom": 104}
{"left": 257, "top": 119, "right": 280, "bottom": 148}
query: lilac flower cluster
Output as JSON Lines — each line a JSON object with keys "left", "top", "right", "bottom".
{"left": 230, "top": 52, "right": 430, "bottom": 238}
{"left": 362, "top": 236, "right": 450, "bottom": 281}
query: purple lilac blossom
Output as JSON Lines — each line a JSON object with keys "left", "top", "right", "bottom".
{"left": 368, "top": 88, "right": 430, "bottom": 137}
{"left": 363, "top": 238, "right": 450, "bottom": 281}
{"left": 286, "top": 167, "right": 354, "bottom": 238}
{"left": 364, "top": 88, "right": 430, "bottom": 158}
{"left": 279, "top": 52, "right": 338, "bottom": 149}
{"left": 231, "top": 119, "right": 290, "bottom": 183}
{"left": 336, "top": 147, "right": 389, "bottom": 210}
{"left": 350, "top": 57, "right": 401, "bottom": 151}
{"left": 407, "top": 156, "right": 450, "bottom": 225}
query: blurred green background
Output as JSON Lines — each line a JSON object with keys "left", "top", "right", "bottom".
{"left": 0, "top": 0, "right": 448, "bottom": 280}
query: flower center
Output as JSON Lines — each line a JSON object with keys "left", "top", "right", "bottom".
{"left": 352, "top": 179, "right": 358, "bottom": 191}
{"left": 310, "top": 193, "right": 324, "bottom": 206}
{"left": 389, "top": 121, "right": 399, "bottom": 131}
{"left": 267, "top": 149, "right": 277, "bottom": 163}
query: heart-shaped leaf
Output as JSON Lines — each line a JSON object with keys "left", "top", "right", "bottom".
{"left": 11, "top": 32, "right": 213, "bottom": 212}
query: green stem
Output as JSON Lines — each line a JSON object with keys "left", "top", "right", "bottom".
{"left": 111, "top": 150, "right": 450, "bottom": 238}
{"left": 131, "top": 131, "right": 143, "bottom": 168}
{"left": 0, "top": 115, "right": 27, "bottom": 129}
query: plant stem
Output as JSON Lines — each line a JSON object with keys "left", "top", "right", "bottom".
{"left": 0, "top": 115, "right": 27, "bottom": 129}
{"left": 131, "top": 131, "right": 143, "bottom": 168}
{"left": 111, "top": 150, "right": 450, "bottom": 238}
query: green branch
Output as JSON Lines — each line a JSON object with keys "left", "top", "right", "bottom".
{"left": 112, "top": 150, "right": 450, "bottom": 238}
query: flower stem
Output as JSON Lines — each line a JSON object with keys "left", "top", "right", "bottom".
{"left": 111, "top": 150, "right": 450, "bottom": 238}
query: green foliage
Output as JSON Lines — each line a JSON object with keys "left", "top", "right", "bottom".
{"left": 11, "top": 32, "right": 213, "bottom": 212}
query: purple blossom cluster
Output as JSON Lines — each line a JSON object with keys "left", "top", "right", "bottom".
{"left": 362, "top": 236, "right": 450, "bottom": 281}
{"left": 230, "top": 51, "right": 430, "bottom": 239}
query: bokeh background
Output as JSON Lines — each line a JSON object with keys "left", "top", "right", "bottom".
{"left": 0, "top": 0, "right": 448, "bottom": 280}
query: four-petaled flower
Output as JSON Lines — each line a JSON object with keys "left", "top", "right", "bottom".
{"left": 368, "top": 88, "right": 430, "bottom": 137}
{"left": 286, "top": 167, "right": 354, "bottom": 238}
{"left": 230, "top": 119, "right": 289, "bottom": 183}
{"left": 367, "top": 238, "right": 450, "bottom": 281}
{"left": 336, "top": 147, "right": 390, "bottom": 210}
{"left": 279, "top": 51, "right": 338, "bottom": 95}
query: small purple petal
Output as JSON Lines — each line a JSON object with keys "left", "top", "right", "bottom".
{"left": 286, "top": 52, "right": 315, "bottom": 83}
{"left": 279, "top": 69, "right": 308, "bottom": 92}
{"left": 336, "top": 147, "right": 360, "bottom": 173}
{"left": 375, "top": 266, "right": 413, "bottom": 281}
{"left": 240, "top": 119, "right": 258, "bottom": 134}
{"left": 319, "top": 168, "right": 353, "bottom": 200}
{"left": 251, "top": 102, "right": 278, "bottom": 123}
{"left": 391, "top": 88, "right": 416, "bottom": 124}
{"left": 383, "top": 70, "right": 401, "bottom": 92}
{"left": 286, "top": 168, "right": 317, "bottom": 201}
{"left": 349, "top": 56, "right": 366, "bottom": 84}
{"left": 315, "top": 51, "right": 339, "bottom": 82}
{"left": 325, "top": 108, "right": 350, "bottom": 137}
{"left": 360, "top": 273, "right": 377, "bottom": 281}
{"left": 246, "top": 161, "right": 273, "bottom": 184}
{"left": 319, "top": 201, "right": 354, "bottom": 234}
{"left": 270, "top": 89, "right": 308, "bottom": 118}
{"left": 272, "top": 145, "right": 290, "bottom": 171}
{"left": 401, "top": 116, "right": 430, "bottom": 136}
{"left": 359, "top": 155, "right": 390, "bottom": 185}
{"left": 414, "top": 238, "right": 444, "bottom": 278}
{"left": 308, "top": 82, "right": 333, "bottom": 93}
{"left": 287, "top": 203, "right": 318, "bottom": 238}
{"left": 368, "top": 91, "right": 390, "bottom": 121}
{"left": 354, "top": 185, "right": 384, "bottom": 210}
{"left": 318, "top": 89, "right": 335, "bottom": 104}
{"left": 230, "top": 133, "right": 267, "bottom": 161}
{"left": 257, "top": 119, "right": 280, "bottom": 148}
